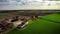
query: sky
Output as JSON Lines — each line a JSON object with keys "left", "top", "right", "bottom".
{"left": 0, "top": 0, "right": 8, "bottom": 2}
{"left": 0, "top": 0, "right": 21, "bottom": 2}
{"left": 0, "top": 0, "right": 60, "bottom": 10}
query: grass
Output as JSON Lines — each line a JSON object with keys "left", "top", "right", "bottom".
{"left": 8, "top": 14, "right": 60, "bottom": 34}
{"left": 42, "top": 14, "right": 60, "bottom": 22}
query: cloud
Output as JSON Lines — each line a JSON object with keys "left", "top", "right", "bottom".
{"left": 0, "top": 0, "right": 8, "bottom": 2}
{"left": 0, "top": 0, "right": 60, "bottom": 10}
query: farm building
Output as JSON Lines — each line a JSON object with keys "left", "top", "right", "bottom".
{"left": 0, "top": 10, "right": 60, "bottom": 34}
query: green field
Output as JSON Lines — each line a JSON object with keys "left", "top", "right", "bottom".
{"left": 8, "top": 14, "right": 60, "bottom": 34}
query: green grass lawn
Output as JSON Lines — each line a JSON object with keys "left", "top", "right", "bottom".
{"left": 8, "top": 14, "right": 60, "bottom": 34}
{"left": 42, "top": 14, "right": 60, "bottom": 22}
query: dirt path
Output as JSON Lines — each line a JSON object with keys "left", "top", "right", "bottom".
{"left": 12, "top": 20, "right": 28, "bottom": 28}
{"left": 13, "top": 20, "right": 22, "bottom": 27}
